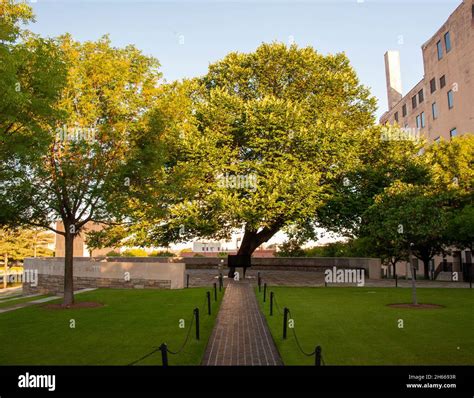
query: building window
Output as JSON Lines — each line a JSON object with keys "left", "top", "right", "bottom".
{"left": 418, "top": 89, "right": 424, "bottom": 103}
{"left": 402, "top": 104, "right": 407, "bottom": 117}
{"left": 450, "top": 128, "right": 457, "bottom": 138}
{"left": 430, "top": 78, "right": 436, "bottom": 93}
{"left": 437, "top": 40, "right": 443, "bottom": 60}
{"left": 440, "top": 75, "right": 446, "bottom": 88}
{"left": 444, "top": 31, "right": 451, "bottom": 52}
{"left": 412, "top": 95, "right": 417, "bottom": 109}
{"left": 432, "top": 102, "right": 438, "bottom": 119}
{"left": 415, "top": 114, "right": 421, "bottom": 128}
{"left": 420, "top": 112, "right": 425, "bottom": 128}
{"left": 447, "top": 90, "right": 454, "bottom": 109}
{"left": 394, "top": 112, "right": 399, "bottom": 122}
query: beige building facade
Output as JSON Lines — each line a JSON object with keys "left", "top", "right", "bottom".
{"left": 54, "top": 222, "right": 115, "bottom": 257}
{"left": 380, "top": 1, "right": 474, "bottom": 141}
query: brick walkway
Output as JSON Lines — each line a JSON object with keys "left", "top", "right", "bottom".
{"left": 202, "top": 279, "right": 282, "bottom": 366}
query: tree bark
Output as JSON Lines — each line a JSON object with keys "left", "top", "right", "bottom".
{"left": 228, "top": 222, "right": 282, "bottom": 277}
{"left": 63, "top": 231, "right": 75, "bottom": 306}
{"left": 422, "top": 258, "right": 431, "bottom": 280}
{"left": 3, "top": 253, "right": 7, "bottom": 289}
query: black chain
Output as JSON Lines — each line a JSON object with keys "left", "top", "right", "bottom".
{"left": 272, "top": 294, "right": 285, "bottom": 316}
{"left": 287, "top": 309, "right": 316, "bottom": 357}
{"left": 167, "top": 311, "right": 195, "bottom": 355}
{"left": 271, "top": 295, "right": 326, "bottom": 365}
{"left": 127, "top": 347, "right": 161, "bottom": 366}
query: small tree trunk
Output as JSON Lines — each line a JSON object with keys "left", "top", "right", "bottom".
{"left": 422, "top": 258, "right": 431, "bottom": 280}
{"left": 63, "top": 232, "right": 75, "bottom": 306}
{"left": 3, "top": 253, "right": 7, "bottom": 289}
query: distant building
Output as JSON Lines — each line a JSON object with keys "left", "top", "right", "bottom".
{"left": 192, "top": 241, "right": 228, "bottom": 253}
{"left": 380, "top": 1, "right": 474, "bottom": 141}
{"left": 54, "top": 222, "right": 116, "bottom": 257}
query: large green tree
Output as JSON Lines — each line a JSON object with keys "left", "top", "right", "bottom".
{"left": 2, "top": 34, "right": 165, "bottom": 305}
{"left": 0, "top": 1, "right": 66, "bottom": 224}
{"left": 139, "top": 43, "right": 377, "bottom": 270}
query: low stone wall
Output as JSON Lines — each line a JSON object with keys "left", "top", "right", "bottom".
{"left": 107, "top": 256, "right": 381, "bottom": 279}
{"left": 23, "top": 258, "right": 186, "bottom": 295}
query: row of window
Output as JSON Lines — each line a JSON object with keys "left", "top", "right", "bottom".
{"left": 394, "top": 87, "right": 453, "bottom": 124}
{"left": 437, "top": 31, "right": 452, "bottom": 60}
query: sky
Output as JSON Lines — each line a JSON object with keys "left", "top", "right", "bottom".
{"left": 27, "top": 0, "right": 461, "bottom": 121}
{"left": 26, "top": 0, "right": 461, "bottom": 248}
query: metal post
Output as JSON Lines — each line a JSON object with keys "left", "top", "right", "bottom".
{"left": 258, "top": 272, "right": 261, "bottom": 292}
{"left": 194, "top": 308, "right": 200, "bottom": 340}
{"left": 159, "top": 343, "right": 168, "bottom": 366}
{"left": 283, "top": 307, "right": 289, "bottom": 339}
{"left": 315, "top": 346, "right": 322, "bottom": 366}
{"left": 270, "top": 292, "right": 274, "bottom": 316}
{"left": 213, "top": 282, "right": 217, "bottom": 301}
{"left": 206, "top": 291, "right": 211, "bottom": 315}
{"left": 219, "top": 273, "right": 223, "bottom": 291}
{"left": 263, "top": 283, "right": 267, "bottom": 302}
{"left": 186, "top": 274, "right": 189, "bottom": 288}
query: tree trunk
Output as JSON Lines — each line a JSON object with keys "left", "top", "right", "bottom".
{"left": 228, "top": 223, "right": 282, "bottom": 278}
{"left": 3, "top": 253, "right": 7, "bottom": 289}
{"left": 422, "top": 258, "right": 431, "bottom": 280}
{"left": 63, "top": 232, "right": 75, "bottom": 306}
{"left": 236, "top": 230, "right": 259, "bottom": 256}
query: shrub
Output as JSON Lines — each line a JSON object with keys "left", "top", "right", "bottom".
{"left": 148, "top": 250, "right": 176, "bottom": 257}
{"left": 121, "top": 248, "right": 148, "bottom": 257}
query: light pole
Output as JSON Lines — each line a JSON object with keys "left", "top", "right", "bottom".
{"left": 409, "top": 242, "right": 418, "bottom": 305}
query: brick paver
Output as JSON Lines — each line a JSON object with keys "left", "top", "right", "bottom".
{"left": 202, "top": 279, "right": 282, "bottom": 366}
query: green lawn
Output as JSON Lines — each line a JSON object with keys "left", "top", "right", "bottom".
{"left": 0, "top": 288, "right": 222, "bottom": 365}
{"left": 258, "top": 287, "right": 474, "bottom": 365}
{"left": 0, "top": 294, "right": 49, "bottom": 309}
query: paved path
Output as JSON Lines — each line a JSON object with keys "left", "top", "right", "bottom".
{"left": 0, "top": 288, "right": 98, "bottom": 314}
{"left": 202, "top": 280, "right": 282, "bottom": 366}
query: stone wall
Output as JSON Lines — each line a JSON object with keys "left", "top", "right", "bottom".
{"left": 23, "top": 258, "right": 185, "bottom": 295}
{"left": 102, "top": 256, "right": 381, "bottom": 279}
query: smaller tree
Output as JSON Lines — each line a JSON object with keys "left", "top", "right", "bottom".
{"left": 363, "top": 182, "right": 451, "bottom": 279}
{"left": 445, "top": 205, "right": 474, "bottom": 252}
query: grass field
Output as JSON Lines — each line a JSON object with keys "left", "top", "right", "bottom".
{"left": 0, "top": 294, "right": 49, "bottom": 309}
{"left": 258, "top": 287, "right": 474, "bottom": 365}
{"left": 0, "top": 288, "right": 222, "bottom": 365}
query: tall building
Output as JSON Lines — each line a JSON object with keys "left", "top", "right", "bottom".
{"left": 380, "top": 1, "right": 474, "bottom": 141}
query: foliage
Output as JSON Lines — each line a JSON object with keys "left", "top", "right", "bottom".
{"left": 148, "top": 250, "right": 175, "bottom": 257}
{"left": 276, "top": 239, "right": 306, "bottom": 257}
{"left": 121, "top": 248, "right": 148, "bottom": 257}
{"left": 141, "top": 42, "right": 377, "bottom": 255}
{"left": 0, "top": 227, "right": 54, "bottom": 263}
{"left": 1, "top": 33, "right": 165, "bottom": 304}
